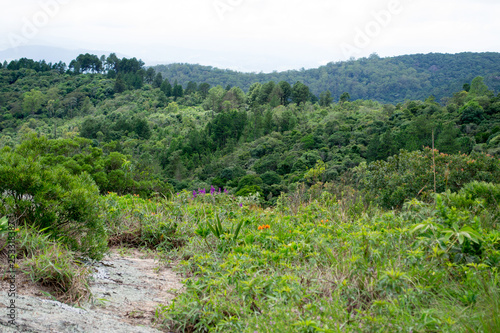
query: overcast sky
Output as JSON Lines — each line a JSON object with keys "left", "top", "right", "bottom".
{"left": 1, "top": 0, "right": 499, "bottom": 72}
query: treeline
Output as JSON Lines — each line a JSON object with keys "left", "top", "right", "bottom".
{"left": 153, "top": 52, "right": 500, "bottom": 104}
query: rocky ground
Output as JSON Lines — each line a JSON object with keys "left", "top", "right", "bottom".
{"left": 0, "top": 249, "right": 183, "bottom": 332}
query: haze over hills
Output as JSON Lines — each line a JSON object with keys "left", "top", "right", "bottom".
{"left": 0, "top": 45, "right": 128, "bottom": 67}
{"left": 152, "top": 52, "right": 500, "bottom": 104}
{"left": 1, "top": 47, "right": 500, "bottom": 105}
{"left": 0, "top": 45, "right": 302, "bottom": 73}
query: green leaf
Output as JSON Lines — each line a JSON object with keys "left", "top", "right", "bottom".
{"left": 232, "top": 220, "right": 244, "bottom": 242}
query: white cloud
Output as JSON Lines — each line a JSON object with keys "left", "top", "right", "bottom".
{"left": 0, "top": 0, "right": 499, "bottom": 72}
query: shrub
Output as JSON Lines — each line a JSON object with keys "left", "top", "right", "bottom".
{"left": 356, "top": 148, "right": 500, "bottom": 208}
{"left": 0, "top": 149, "right": 107, "bottom": 259}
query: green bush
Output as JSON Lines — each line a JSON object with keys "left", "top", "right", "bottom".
{"left": 0, "top": 148, "right": 107, "bottom": 259}
{"left": 235, "top": 185, "right": 263, "bottom": 197}
{"left": 356, "top": 148, "right": 500, "bottom": 208}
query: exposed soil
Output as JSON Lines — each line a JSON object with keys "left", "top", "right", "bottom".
{"left": 0, "top": 248, "right": 183, "bottom": 332}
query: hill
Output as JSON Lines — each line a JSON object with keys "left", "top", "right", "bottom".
{"left": 152, "top": 52, "right": 500, "bottom": 104}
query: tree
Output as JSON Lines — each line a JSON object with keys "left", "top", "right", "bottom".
{"left": 22, "top": 89, "right": 45, "bottom": 116}
{"left": 278, "top": 81, "right": 292, "bottom": 105}
{"left": 153, "top": 73, "right": 163, "bottom": 88}
{"left": 185, "top": 81, "right": 197, "bottom": 95}
{"left": 292, "top": 81, "right": 310, "bottom": 105}
{"left": 469, "top": 76, "right": 491, "bottom": 96}
{"left": 198, "top": 83, "right": 211, "bottom": 99}
{"left": 134, "top": 118, "right": 151, "bottom": 140}
{"left": 161, "top": 78, "right": 172, "bottom": 97}
{"left": 204, "top": 86, "right": 226, "bottom": 113}
{"left": 247, "top": 83, "right": 262, "bottom": 107}
{"left": 145, "top": 68, "right": 156, "bottom": 84}
{"left": 258, "top": 81, "right": 275, "bottom": 105}
{"left": 460, "top": 101, "right": 485, "bottom": 124}
{"left": 70, "top": 53, "right": 103, "bottom": 73}
{"left": 223, "top": 87, "right": 246, "bottom": 110}
{"left": 340, "top": 92, "right": 351, "bottom": 103}
{"left": 172, "top": 80, "right": 184, "bottom": 100}
{"left": 319, "top": 90, "right": 333, "bottom": 107}
{"left": 106, "top": 53, "right": 120, "bottom": 72}
{"left": 114, "top": 76, "right": 127, "bottom": 93}
{"left": 436, "top": 123, "right": 460, "bottom": 154}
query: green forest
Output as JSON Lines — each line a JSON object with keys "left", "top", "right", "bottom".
{"left": 1, "top": 53, "right": 500, "bottom": 332}
{"left": 153, "top": 52, "right": 500, "bottom": 104}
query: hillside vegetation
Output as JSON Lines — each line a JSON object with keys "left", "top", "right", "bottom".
{"left": 1, "top": 54, "right": 500, "bottom": 332}
{"left": 153, "top": 52, "right": 500, "bottom": 104}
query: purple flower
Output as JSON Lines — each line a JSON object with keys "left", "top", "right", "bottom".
{"left": 239, "top": 203, "right": 243, "bottom": 208}
{"left": 224, "top": 188, "right": 228, "bottom": 194}
{"left": 192, "top": 190, "right": 197, "bottom": 198}
{"left": 210, "top": 185, "right": 216, "bottom": 195}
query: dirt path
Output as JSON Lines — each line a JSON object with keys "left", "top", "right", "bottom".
{"left": 0, "top": 249, "right": 183, "bottom": 332}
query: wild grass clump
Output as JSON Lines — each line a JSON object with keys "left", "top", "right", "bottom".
{"left": 100, "top": 192, "right": 186, "bottom": 250}
{"left": 18, "top": 227, "right": 91, "bottom": 304}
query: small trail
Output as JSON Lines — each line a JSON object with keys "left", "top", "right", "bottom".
{"left": 0, "top": 249, "right": 182, "bottom": 332}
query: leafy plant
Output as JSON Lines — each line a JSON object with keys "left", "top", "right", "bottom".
{"left": 205, "top": 212, "right": 244, "bottom": 244}
{"left": 0, "top": 144, "right": 107, "bottom": 259}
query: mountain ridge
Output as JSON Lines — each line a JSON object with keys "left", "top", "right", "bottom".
{"left": 152, "top": 52, "right": 500, "bottom": 104}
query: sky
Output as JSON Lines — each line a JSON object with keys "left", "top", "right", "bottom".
{"left": 1, "top": 0, "right": 499, "bottom": 72}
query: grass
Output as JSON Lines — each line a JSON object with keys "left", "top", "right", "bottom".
{"left": 17, "top": 226, "right": 92, "bottom": 304}
{"left": 3, "top": 181, "right": 498, "bottom": 331}
{"left": 107, "top": 187, "right": 498, "bottom": 333}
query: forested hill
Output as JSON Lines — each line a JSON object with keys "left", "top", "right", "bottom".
{"left": 152, "top": 52, "right": 500, "bottom": 104}
{"left": 1, "top": 52, "right": 500, "bottom": 205}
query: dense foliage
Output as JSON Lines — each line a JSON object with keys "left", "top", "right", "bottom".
{"left": 1, "top": 54, "right": 500, "bottom": 204}
{"left": 153, "top": 52, "right": 500, "bottom": 103}
{"left": 1, "top": 53, "right": 500, "bottom": 331}
{"left": 0, "top": 136, "right": 107, "bottom": 259}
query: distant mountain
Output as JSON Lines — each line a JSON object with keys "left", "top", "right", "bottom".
{"left": 0, "top": 45, "right": 299, "bottom": 73}
{"left": 0, "top": 45, "right": 127, "bottom": 66}
{"left": 152, "top": 52, "right": 500, "bottom": 104}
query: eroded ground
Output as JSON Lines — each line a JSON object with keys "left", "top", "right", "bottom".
{"left": 0, "top": 248, "right": 182, "bottom": 333}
